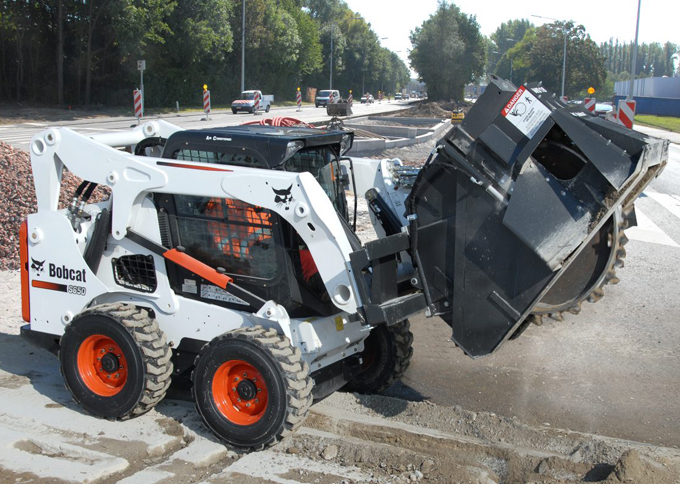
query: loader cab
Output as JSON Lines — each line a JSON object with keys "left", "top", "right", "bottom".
{"left": 153, "top": 126, "right": 355, "bottom": 318}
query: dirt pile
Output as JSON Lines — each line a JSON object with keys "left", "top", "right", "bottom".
{"left": 0, "top": 141, "right": 109, "bottom": 271}
{"left": 390, "top": 102, "right": 452, "bottom": 118}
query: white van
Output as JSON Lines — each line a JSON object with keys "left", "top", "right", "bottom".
{"left": 315, "top": 90, "right": 340, "bottom": 108}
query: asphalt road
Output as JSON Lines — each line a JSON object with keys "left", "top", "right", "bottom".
{"left": 390, "top": 133, "right": 680, "bottom": 449}
{"left": 0, "top": 101, "right": 412, "bottom": 150}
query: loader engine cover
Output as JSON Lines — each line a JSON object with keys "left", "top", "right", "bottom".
{"left": 407, "top": 76, "right": 668, "bottom": 358}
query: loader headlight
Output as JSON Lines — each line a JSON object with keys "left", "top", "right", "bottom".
{"left": 340, "top": 133, "right": 353, "bottom": 155}
{"left": 283, "top": 140, "right": 304, "bottom": 163}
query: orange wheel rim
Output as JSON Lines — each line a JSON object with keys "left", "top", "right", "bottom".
{"left": 212, "top": 360, "right": 268, "bottom": 425}
{"left": 77, "top": 335, "right": 129, "bottom": 397}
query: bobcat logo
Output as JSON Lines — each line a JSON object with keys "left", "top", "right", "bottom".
{"left": 31, "top": 258, "right": 45, "bottom": 275}
{"left": 273, "top": 184, "right": 294, "bottom": 210}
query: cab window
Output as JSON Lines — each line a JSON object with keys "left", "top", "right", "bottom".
{"left": 283, "top": 147, "right": 346, "bottom": 218}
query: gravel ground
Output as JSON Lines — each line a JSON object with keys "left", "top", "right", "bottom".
{"left": 0, "top": 141, "right": 109, "bottom": 271}
{"left": 360, "top": 137, "right": 439, "bottom": 167}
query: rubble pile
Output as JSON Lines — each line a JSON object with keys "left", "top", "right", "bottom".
{"left": 0, "top": 141, "right": 109, "bottom": 271}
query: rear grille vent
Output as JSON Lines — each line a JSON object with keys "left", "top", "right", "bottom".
{"left": 158, "top": 210, "right": 172, "bottom": 248}
{"left": 112, "top": 255, "right": 157, "bottom": 293}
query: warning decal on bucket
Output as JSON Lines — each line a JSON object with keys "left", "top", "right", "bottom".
{"left": 501, "top": 86, "right": 551, "bottom": 139}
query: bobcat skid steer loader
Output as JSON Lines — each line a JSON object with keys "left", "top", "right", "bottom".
{"left": 20, "top": 76, "right": 667, "bottom": 450}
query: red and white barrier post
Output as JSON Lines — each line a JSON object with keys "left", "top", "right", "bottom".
{"left": 348, "top": 90, "right": 353, "bottom": 107}
{"left": 560, "top": 95, "right": 568, "bottom": 104}
{"left": 296, "top": 87, "right": 302, "bottom": 111}
{"left": 133, "top": 89, "right": 143, "bottom": 122}
{"left": 329, "top": 91, "right": 335, "bottom": 105}
{"left": 617, "top": 99, "right": 636, "bottom": 129}
{"left": 253, "top": 91, "right": 261, "bottom": 115}
{"left": 584, "top": 97, "right": 596, "bottom": 113}
{"left": 202, "top": 85, "right": 211, "bottom": 120}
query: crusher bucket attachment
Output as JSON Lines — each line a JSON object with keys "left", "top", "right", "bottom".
{"left": 406, "top": 76, "right": 668, "bottom": 358}
{"left": 327, "top": 102, "right": 353, "bottom": 117}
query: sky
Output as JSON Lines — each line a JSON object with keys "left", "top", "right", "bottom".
{"left": 342, "top": 0, "right": 680, "bottom": 77}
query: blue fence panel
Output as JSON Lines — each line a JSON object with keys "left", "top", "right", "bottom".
{"left": 613, "top": 96, "right": 680, "bottom": 117}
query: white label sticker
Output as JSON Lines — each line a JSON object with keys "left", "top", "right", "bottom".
{"left": 200, "top": 284, "right": 249, "bottom": 306}
{"left": 182, "top": 279, "right": 197, "bottom": 294}
{"left": 501, "top": 86, "right": 551, "bottom": 139}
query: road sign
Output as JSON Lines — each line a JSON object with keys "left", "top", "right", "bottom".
{"left": 617, "top": 99, "right": 636, "bottom": 129}
{"left": 203, "top": 90, "right": 211, "bottom": 114}
{"left": 133, "top": 89, "right": 143, "bottom": 119}
{"left": 296, "top": 87, "right": 302, "bottom": 111}
{"left": 584, "top": 98, "right": 596, "bottom": 112}
{"left": 253, "top": 91, "right": 261, "bottom": 115}
{"left": 137, "top": 60, "right": 146, "bottom": 71}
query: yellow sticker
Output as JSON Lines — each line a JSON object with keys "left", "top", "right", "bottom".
{"left": 335, "top": 316, "right": 344, "bottom": 332}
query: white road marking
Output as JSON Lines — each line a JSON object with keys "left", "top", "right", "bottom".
{"left": 22, "top": 122, "right": 47, "bottom": 127}
{"left": 0, "top": 134, "right": 33, "bottom": 142}
{"left": 645, "top": 188, "right": 680, "bottom": 221}
{"left": 625, "top": 206, "right": 679, "bottom": 248}
{"left": 77, "top": 127, "right": 127, "bottom": 132}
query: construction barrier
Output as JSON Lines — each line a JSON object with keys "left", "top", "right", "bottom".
{"left": 203, "top": 90, "right": 211, "bottom": 114}
{"left": 329, "top": 91, "right": 335, "bottom": 104}
{"left": 617, "top": 99, "right": 636, "bottom": 129}
{"left": 296, "top": 88, "right": 302, "bottom": 111}
{"left": 560, "top": 96, "right": 568, "bottom": 104}
{"left": 379, "top": 91, "right": 383, "bottom": 103}
{"left": 584, "top": 98, "right": 596, "bottom": 113}
{"left": 348, "top": 90, "right": 353, "bottom": 106}
{"left": 133, "top": 89, "right": 143, "bottom": 119}
{"left": 253, "top": 91, "right": 261, "bottom": 115}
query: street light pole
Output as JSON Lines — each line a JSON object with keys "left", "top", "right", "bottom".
{"left": 532, "top": 14, "right": 568, "bottom": 98}
{"left": 627, "top": 0, "right": 642, "bottom": 100}
{"left": 561, "top": 32, "right": 567, "bottom": 98}
{"left": 330, "top": 26, "right": 333, "bottom": 89}
{"left": 241, "top": 0, "right": 245, "bottom": 93}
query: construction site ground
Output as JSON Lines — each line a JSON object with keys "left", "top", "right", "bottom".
{"left": 0, "top": 120, "right": 679, "bottom": 483}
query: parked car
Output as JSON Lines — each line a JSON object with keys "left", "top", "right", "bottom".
{"left": 394, "top": 93, "right": 403, "bottom": 100}
{"left": 315, "top": 90, "right": 340, "bottom": 108}
{"left": 594, "top": 102, "right": 613, "bottom": 118}
{"left": 360, "top": 94, "right": 374, "bottom": 104}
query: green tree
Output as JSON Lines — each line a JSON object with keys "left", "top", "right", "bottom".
{"left": 511, "top": 21, "right": 605, "bottom": 98}
{"left": 409, "top": 1, "right": 486, "bottom": 100}
{"left": 488, "top": 19, "right": 532, "bottom": 81}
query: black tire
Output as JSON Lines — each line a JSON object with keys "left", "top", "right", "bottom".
{"left": 265, "top": 104, "right": 270, "bottom": 113}
{"left": 344, "top": 319, "right": 413, "bottom": 394}
{"left": 232, "top": 109, "right": 237, "bottom": 114}
{"left": 315, "top": 104, "right": 319, "bottom": 108}
{"left": 59, "top": 303, "right": 172, "bottom": 420}
{"left": 192, "top": 326, "right": 313, "bottom": 450}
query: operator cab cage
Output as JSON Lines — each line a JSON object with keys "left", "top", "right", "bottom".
{"left": 150, "top": 125, "right": 356, "bottom": 320}
{"left": 162, "top": 125, "right": 353, "bottom": 169}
